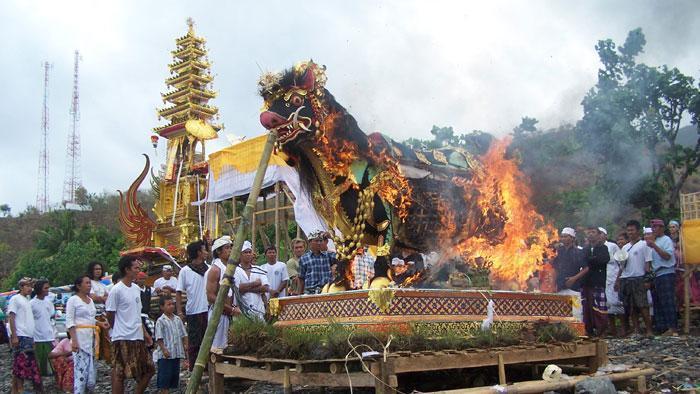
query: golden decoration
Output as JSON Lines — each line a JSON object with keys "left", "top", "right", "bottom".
{"left": 432, "top": 149, "right": 448, "bottom": 164}
{"left": 269, "top": 298, "right": 280, "bottom": 316}
{"left": 368, "top": 288, "right": 395, "bottom": 313}
{"left": 414, "top": 150, "right": 431, "bottom": 165}
{"left": 185, "top": 119, "right": 217, "bottom": 140}
{"left": 376, "top": 243, "right": 391, "bottom": 257}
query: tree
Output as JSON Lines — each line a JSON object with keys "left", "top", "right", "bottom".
{"left": 577, "top": 28, "right": 700, "bottom": 215}
{"left": 74, "top": 186, "right": 89, "bottom": 207}
{"left": 0, "top": 204, "right": 10, "bottom": 217}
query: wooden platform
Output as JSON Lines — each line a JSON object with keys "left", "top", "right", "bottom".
{"left": 208, "top": 339, "right": 609, "bottom": 393}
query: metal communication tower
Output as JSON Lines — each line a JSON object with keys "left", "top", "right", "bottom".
{"left": 63, "top": 50, "right": 82, "bottom": 204}
{"left": 36, "top": 62, "right": 52, "bottom": 213}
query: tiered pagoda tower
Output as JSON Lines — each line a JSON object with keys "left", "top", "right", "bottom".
{"left": 152, "top": 18, "right": 222, "bottom": 248}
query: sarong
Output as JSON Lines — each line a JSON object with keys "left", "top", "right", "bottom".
{"left": 581, "top": 286, "right": 608, "bottom": 336}
{"left": 12, "top": 336, "right": 42, "bottom": 390}
{"left": 112, "top": 340, "right": 155, "bottom": 380}
{"left": 34, "top": 341, "right": 53, "bottom": 376}
{"left": 73, "top": 349, "right": 96, "bottom": 393}
{"left": 50, "top": 356, "right": 74, "bottom": 392}
{"left": 208, "top": 308, "right": 230, "bottom": 349}
{"left": 185, "top": 312, "right": 208, "bottom": 371}
{"left": 653, "top": 273, "right": 678, "bottom": 332}
{"left": 95, "top": 315, "right": 112, "bottom": 363}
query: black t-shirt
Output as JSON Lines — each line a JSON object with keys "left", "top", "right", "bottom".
{"left": 552, "top": 246, "right": 586, "bottom": 292}
{"left": 582, "top": 243, "right": 610, "bottom": 288}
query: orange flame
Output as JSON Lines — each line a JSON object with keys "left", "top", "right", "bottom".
{"left": 440, "top": 138, "right": 557, "bottom": 288}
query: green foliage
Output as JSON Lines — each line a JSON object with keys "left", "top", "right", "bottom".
{"left": 404, "top": 126, "right": 494, "bottom": 156}
{"left": 2, "top": 209, "right": 124, "bottom": 290}
{"left": 535, "top": 323, "right": 576, "bottom": 343}
{"left": 577, "top": 28, "right": 700, "bottom": 215}
{"left": 0, "top": 204, "right": 10, "bottom": 217}
{"left": 227, "top": 319, "right": 535, "bottom": 360}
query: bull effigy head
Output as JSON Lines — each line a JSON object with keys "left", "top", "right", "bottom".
{"left": 258, "top": 60, "right": 328, "bottom": 147}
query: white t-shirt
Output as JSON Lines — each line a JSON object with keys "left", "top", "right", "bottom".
{"left": 261, "top": 261, "right": 289, "bottom": 298}
{"left": 234, "top": 265, "right": 269, "bottom": 320}
{"left": 620, "top": 240, "right": 652, "bottom": 279}
{"left": 154, "top": 276, "right": 178, "bottom": 292}
{"left": 105, "top": 281, "right": 144, "bottom": 341}
{"left": 176, "top": 265, "right": 209, "bottom": 315}
{"left": 90, "top": 279, "right": 109, "bottom": 316}
{"left": 7, "top": 294, "right": 35, "bottom": 338}
{"left": 30, "top": 297, "right": 55, "bottom": 342}
{"left": 65, "top": 295, "right": 97, "bottom": 354}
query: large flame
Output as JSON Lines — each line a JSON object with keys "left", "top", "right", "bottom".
{"left": 440, "top": 138, "right": 557, "bottom": 288}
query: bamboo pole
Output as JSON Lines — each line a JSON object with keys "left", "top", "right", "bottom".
{"left": 275, "top": 182, "right": 281, "bottom": 257}
{"left": 185, "top": 131, "right": 277, "bottom": 393}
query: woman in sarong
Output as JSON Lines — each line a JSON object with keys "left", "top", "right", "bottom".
{"left": 49, "top": 334, "right": 74, "bottom": 393}
{"left": 66, "top": 275, "right": 110, "bottom": 393}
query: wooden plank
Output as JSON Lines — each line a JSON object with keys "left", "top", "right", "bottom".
{"left": 209, "top": 359, "right": 224, "bottom": 393}
{"left": 428, "top": 367, "right": 655, "bottom": 394}
{"left": 392, "top": 342, "right": 598, "bottom": 373}
{"left": 214, "top": 363, "right": 377, "bottom": 387}
{"left": 497, "top": 353, "right": 506, "bottom": 385}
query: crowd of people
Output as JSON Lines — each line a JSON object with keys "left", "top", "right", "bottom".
{"left": 549, "top": 218, "right": 689, "bottom": 338}
{"left": 3, "top": 219, "right": 695, "bottom": 392}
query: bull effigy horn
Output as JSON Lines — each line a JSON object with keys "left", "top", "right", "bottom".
{"left": 118, "top": 154, "right": 157, "bottom": 248}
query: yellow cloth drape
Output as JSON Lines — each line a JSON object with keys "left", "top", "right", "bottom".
{"left": 682, "top": 219, "right": 700, "bottom": 265}
{"left": 76, "top": 324, "right": 101, "bottom": 359}
{"left": 208, "top": 134, "right": 289, "bottom": 180}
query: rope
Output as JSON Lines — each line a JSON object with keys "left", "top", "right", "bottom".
{"left": 343, "top": 331, "right": 408, "bottom": 394}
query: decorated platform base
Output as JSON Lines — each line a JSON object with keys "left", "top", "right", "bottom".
{"left": 270, "top": 288, "right": 583, "bottom": 335}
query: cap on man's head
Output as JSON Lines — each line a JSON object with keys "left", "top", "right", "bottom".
{"left": 561, "top": 227, "right": 576, "bottom": 238}
{"left": 162, "top": 265, "right": 173, "bottom": 271}
{"left": 669, "top": 220, "right": 680, "bottom": 227}
{"left": 598, "top": 227, "right": 608, "bottom": 235}
{"left": 650, "top": 219, "right": 665, "bottom": 227}
{"left": 643, "top": 227, "right": 653, "bottom": 234}
{"left": 18, "top": 277, "right": 34, "bottom": 287}
{"left": 241, "top": 240, "right": 253, "bottom": 252}
{"left": 212, "top": 235, "right": 233, "bottom": 252}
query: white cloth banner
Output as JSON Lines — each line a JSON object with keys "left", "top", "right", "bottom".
{"left": 196, "top": 164, "right": 329, "bottom": 239}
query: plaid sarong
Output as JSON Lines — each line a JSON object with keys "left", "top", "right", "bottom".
{"left": 581, "top": 286, "right": 608, "bottom": 336}
{"left": 653, "top": 273, "right": 678, "bottom": 332}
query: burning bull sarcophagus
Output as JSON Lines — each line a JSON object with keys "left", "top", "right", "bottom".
{"left": 259, "top": 61, "right": 556, "bottom": 290}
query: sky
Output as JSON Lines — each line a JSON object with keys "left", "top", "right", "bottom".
{"left": 1, "top": 0, "right": 699, "bottom": 214}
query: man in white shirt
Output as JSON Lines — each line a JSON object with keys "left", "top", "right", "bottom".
{"left": 261, "top": 246, "right": 290, "bottom": 299}
{"left": 8, "top": 277, "right": 43, "bottom": 393}
{"left": 615, "top": 220, "right": 653, "bottom": 336}
{"left": 206, "top": 236, "right": 241, "bottom": 349}
{"left": 154, "top": 265, "right": 178, "bottom": 296}
{"left": 106, "top": 255, "right": 155, "bottom": 394}
{"left": 234, "top": 241, "right": 270, "bottom": 320}
{"left": 30, "top": 279, "right": 55, "bottom": 377}
{"left": 647, "top": 219, "right": 678, "bottom": 336}
{"left": 176, "top": 240, "right": 210, "bottom": 371}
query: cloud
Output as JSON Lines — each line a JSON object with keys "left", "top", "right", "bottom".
{"left": 1, "top": 0, "right": 699, "bottom": 214}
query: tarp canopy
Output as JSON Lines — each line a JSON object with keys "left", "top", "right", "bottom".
{"left": 201, "top": 134, "right": 329, "bottom": 237}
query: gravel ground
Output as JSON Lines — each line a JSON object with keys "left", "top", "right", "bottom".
{"left": 607, "top": 335, "right": 700, "bottom": 392}
{"left": 1, "top": 336, "right": 698, "bottom": 393}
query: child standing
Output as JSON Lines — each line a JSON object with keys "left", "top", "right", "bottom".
{"left": 154, "top": 297, "right": 188, "bottom": 393}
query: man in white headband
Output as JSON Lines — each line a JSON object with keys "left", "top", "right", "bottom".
{"left": 233, "top": 241, "right": 269, "bottom": 320}
{"left": 206, "top": 236, "right": 240, "bottom": 349}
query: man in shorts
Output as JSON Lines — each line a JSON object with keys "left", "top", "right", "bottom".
{"left": 614, "top": 220, "right": 653, "bottom": 336}
{"left": 107, "top": 255, "right": 155, "bottom": 393}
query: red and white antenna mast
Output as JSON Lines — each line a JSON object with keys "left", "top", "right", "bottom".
{"left": 36, "top": 61, "right": 51, "bottom": 213}
{"left": 63, "top": 50, "right": 82, "bottom": 205}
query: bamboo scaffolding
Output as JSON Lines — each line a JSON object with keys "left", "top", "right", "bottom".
{"left": 185, "top": 131, "right": 278, "bottom": 393}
